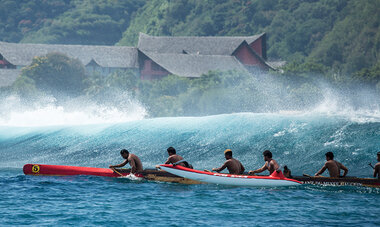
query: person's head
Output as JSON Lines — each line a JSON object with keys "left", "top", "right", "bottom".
{"left": 263, "top": 150, "right": 272, "bottom": 161}
{"left": 224, "top": 149, "right": 232, "bottom": 159}
{"left": 377, "top": 152, "right": 380, "bottom": 161}
{"left": 120, "top": 149, "right": 129, "bottom": 159}
{"left": 325, "top": 152, "right": 334, "bottom": 161}
{"left": 167, "top": 147, "right": 176, "bottom": 155}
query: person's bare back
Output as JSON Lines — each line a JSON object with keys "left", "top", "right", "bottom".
{"left": 156, "top": 147, "right": 188, "bottom": 169}
{"left": 315, "top": 152, "right": 348, "bottom": 178}
{"left": 267, "top": 159, "right": 280, "bottom": 174}
{"left": 248, "top": 150, "right": 280, "bottom": 175}
{"left": 128, "top": 153, "right": 143, "bottom": 173}
{"left": 374, "top": 163, "right": 380, "bottom": 179}
{"left": 109, "top": 149, "right": 143, "bottom": 174}
{"left": 165, "top": 154, "right": 182, "bottom": 164}
{"left": 212, "top": 149, "right": 245, "bottom": 175}
{"left": 374, "top": 152, "right": 380, "bottom": 179}
{"left": 213, "top": 158, "right": 245, "bottom": 175}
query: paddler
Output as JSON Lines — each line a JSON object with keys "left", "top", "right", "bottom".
{"left": 248, "top": 150, "right": 280, "bottom": 175}
{"left": 314, "top": 152, "right": 348, "bottom": 178}
{"left": 211, "top": 149, "right": 245, "bottom": 174}
{"left": 156, "top": 147, "right": 192, "bottom": 168}
{"left": 373, "top": 152, "right": 380, "bottom": 179}
{"left": 109, "top": 149, "right": 143, "bottom": 174}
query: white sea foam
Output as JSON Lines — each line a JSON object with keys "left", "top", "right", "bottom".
{"left": 0, "top": 95, "right": 147, "bottom": 127}
{"left": 312, "top": 97, "right": 380, "bottom": 123}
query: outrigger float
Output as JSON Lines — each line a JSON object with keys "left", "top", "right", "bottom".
{"left": 23, "top": 164, "right": 380, "bottom": 188}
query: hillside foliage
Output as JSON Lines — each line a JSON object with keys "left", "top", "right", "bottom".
{"left": 1, "top": 0, "right": 379, "bottom": 75}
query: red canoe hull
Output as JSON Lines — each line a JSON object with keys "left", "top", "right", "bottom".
{"left": 23, "top": 164, "right": 141, "bottom": 178}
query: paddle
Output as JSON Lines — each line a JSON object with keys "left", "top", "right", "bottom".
{"left": 368, "top": 163, "right": 375, "bottom": 169}
{"left": 303, "top": 173, "right": 325, "bottom": 178}
{"left": 111, "top": 167, "right": 123, "bottom": 176}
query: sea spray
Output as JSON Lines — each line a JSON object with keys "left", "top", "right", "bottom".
{"left": 1, "top": 112, "right": 379, "bottom": 178}
{"left": 0, "top": 94, "right": 147, "bottom": 127}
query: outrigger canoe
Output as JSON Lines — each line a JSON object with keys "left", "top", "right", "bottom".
{"left": 23, "top": 164, "right": 380, "bottom": 187}
{"left": 159, "top": 164, "right": 302, "bottom": 187}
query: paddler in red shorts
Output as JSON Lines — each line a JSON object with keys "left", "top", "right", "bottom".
{"left": 211, "top": 149, "right": 245, "bottom": 175}
{"left": 249, "top": 150, "right": 280, "bottom": 175}
{"left": 109, "top": 149, "right": 143, "bottom": 174}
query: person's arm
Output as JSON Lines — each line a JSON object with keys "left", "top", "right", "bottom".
{"left": 339, "top": 163, "right": 348, "bottom": 177}
{"left": 248, "top": 164, "right": 267, "bottom": 175}
{"left": 212, "top": 161, "right": 228, "bottom": 173}
{"left": 315, "top": 163, "right": 327, "bottom": 176}
{"left": 109, "top": 159, "right": 128, "bottom": 168}
{"left": 155, "top": 156, "right": 172, "bottom": 169}
{"left": 164, "top": 156, "right": 172, "bottom": 164}
{"left": 129, "top": 158, "right": 136, "bottom": 174}
{"left": 240, "top": 163, "right": 245, "bottom": 174}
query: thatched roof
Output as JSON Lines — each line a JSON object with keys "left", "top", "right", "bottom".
{"left": 141, "top": 51, "right": 249, "bottom": 78}
{"left": 0, "top": 69, "right": 21, "bottom": 87}
{"left": 0, "top": 42, "right": 138, "bottom": 68}
{"left": 138, "top": 32, "right": 264, "bottom": 55}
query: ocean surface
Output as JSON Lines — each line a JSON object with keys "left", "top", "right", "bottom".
{"left": 1, "top": 112, "right": 380, "bottom": 226}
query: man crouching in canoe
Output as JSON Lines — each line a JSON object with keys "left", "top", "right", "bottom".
{"left": 314, "top": 152, "right": 348, "bottom": 178}
{"left": 109, "top": 149, "right": 143, "bottom": 174}
{"left": 211, "top": 149, "right": 245, "bottom": 175}
{"left": 156, "top": 147, "right": 193, "bottom": 168}
{"left": 248, "top": 150, "right": 280, "bottom": 175}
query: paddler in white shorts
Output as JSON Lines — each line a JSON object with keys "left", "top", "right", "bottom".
{"left": 249, "top": 150, "right": 280, "bottom": 175}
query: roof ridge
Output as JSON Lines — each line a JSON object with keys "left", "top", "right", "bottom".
{"left": 1, "top": 41, "right": 136, "bottom": 49}
{"left": 139, "top": 33, "right": 264, "bottom": 39}
{"left": 141, "top": 51, "right": 238, "bottom": 58}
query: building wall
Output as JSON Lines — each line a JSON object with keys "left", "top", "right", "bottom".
{"left": 234, "top": 44, "right": 268, "bottom": 70}
{"left": 250, "top": 38, "right": 262, "bottom": 58}
{"left": 249, "top": 35, "right": 267, "bottom": 60}
{"left": 0, "top": 55, "right": 16, "bottom": 69}
{"left": 139, "top": 58, "right": 169, "bottom": 80}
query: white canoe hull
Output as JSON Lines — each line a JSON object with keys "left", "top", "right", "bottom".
{"left": 160, "top": 165, "right": 301, "bottom": 187}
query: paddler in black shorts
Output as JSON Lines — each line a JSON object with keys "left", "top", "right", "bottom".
{"left": 211, "top": 149, "right": 245, "bottom": 175}
{"left": 109, "top": 149, "right": 143, "bottom": 174}
{"left": 249, "top": 150, "right": 280, "bottom": 175}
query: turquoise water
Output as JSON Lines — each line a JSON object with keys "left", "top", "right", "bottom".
{"left": 1, "top": 113, "right": 380, "bottom": 226}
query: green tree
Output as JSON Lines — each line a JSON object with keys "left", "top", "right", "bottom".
{"left": 11, "top": 75, "right": 42, "bottom": 100}
{"left": 21, "top": 52, "right": 86, "bottom": 98}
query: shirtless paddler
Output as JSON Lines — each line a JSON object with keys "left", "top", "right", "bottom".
{"left": 211, "top": 149, "right": 245, "bottom": 175}
{"left": 315, "top": 152, "right": 348, "bottom": 177}
{"left": 249, "top": 150, "right": 280, "bottom": 175}
{"left": 109, "top": 149, "right": 143, "bottom": 174}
